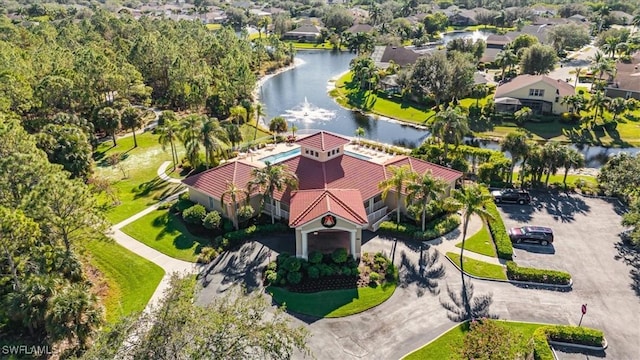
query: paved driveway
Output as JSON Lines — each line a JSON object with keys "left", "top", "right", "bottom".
{"left": 498, "top": 191, "right": 640, "bottom": 359}
{"left": 195, "top": 193, "right": 640, "bottom": 359}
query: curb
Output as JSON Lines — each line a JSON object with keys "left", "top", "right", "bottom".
{"left": 442, "top": 252, "right": 573, "bottom": 290}
{"left": 549, "top": 338, "right": 608, "bottom": 351}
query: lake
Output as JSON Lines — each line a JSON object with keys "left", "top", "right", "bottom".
{"left": 258, "top": 50, "right": 639, "bottom": 168}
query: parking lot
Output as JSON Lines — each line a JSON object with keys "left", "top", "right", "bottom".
{"left": 497, "top": 191, "right": 640, "bottom": 359}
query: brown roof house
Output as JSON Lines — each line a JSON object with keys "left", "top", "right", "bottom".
{"left": 283, "top": 24, "right": 323, "bottom": 41}
{"left": 494, "top": 75, "right": 575, "bottom": 114}
{"left": 606, "top": 52, "right": 640, "bottom": 100}
{"left": 182, "top": 131, "right": 462, "bottom": 259}
{"left": 371, "top": 45, "right": 421, "bottom": 69}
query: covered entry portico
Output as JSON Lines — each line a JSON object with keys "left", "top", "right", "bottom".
{"left": 288, "top": 189, "right": 368, "bottom": 260}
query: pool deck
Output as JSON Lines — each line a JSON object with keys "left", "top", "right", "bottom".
{"left": 228, "top": 138, "right": 401, "bottom": 166}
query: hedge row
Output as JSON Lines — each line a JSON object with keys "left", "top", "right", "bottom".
{"left": 506, "top": 261, "right": 571, "bottom": 285}
{"left": 484, "top": 200, "right": 513, "bottom": 260}
{"left": 378, "top": 214, "right": 461, "bottom": 240}
{"left": 533, "top": 325, "right": 605, "bottom": 360}
{"left": 214, "top": 223, "right": 288, "bottom": 249}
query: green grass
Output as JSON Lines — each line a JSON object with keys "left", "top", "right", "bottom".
{"left": 514, "top": 172, "right": 598, "bottom": 186}
{"left": 84, "top": 240, "right": 164, "bottom": 323}
{"left": 283, "top": 40, "right": 338, "bottom": 50}
{"left": 403, "top": 320, "right": 545, "bottom": 360}
{"left": 205, "top": 23, "right": 222, "bottom": 31}
{"left": 446, "top": 252, "right": 507, "bottom": 280}
{"left": 267, "top": 281, "right": 397, "bottom": 318}
{"left": 94, "top": 132, "right": 183, "bottom": 224}
{"left": 455, "top": 225, "right": 496, "bottom": 257}
{"left": 121, "top": 209, "right": 209, "bottom": 262}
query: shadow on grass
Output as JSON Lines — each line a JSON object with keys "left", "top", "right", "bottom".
{"left": 267, "top": 286, "right": 359, "bottom": 324}
{"left": 469, "top": 115, "right": 495, "bottom": 132}
{"left": 605, "top": 126, "right": 633, "bottom": 147}
{"left": 152, "top": 211, "right": 207, "bottom": 252}
{"left": 132, "top": 176, "right": 170, "bottom": 199}
{"left": 522, "top": 120, "right": 577, "bottom": 140}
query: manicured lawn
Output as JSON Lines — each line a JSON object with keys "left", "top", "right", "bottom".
{"left": 446, "top": 252, "right": 507, "bottom": 280}
{"left": 267, "top": 281, "right": 397, "bottom": 318}
{"left": 205, "top": 23, "right": 222, "bottom": 31}
{"left": 403, "top": 320, "right": 545, "bottom": 360}
{"left": 283, "top": 40, "right": 337, "bottom": 50}
{"left": 513, "top": 172, "right": 598, "bottom": 186}
{"left": 84, "top": 239, "right": 164, "bottom": 323}
{"left": 121, "top": 209, "right": 209, "bottom": 262}
{"left": 94, "top": 132, "right": 183, "bottom": 224}
{"left": 455, "top": 225, "right": 496, "bottom": 257}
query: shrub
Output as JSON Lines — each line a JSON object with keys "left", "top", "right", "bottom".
{"left": 173, "top": 198, "right": 196, "bottom": 213}
{"left": 265, "top": 270, "right": 278, "bottom": 284}
{"left": 506, "top": 261, "right": 571, "bottom": 285}
{"left": 202, "top": 211, "right": 222, "bottom": 230}
{"left": 282, "top": 257, "right": 301, "bottom": 272}
{"left": 179, "top": 192, "right": 190, "bottom": 202}
{"left": 287, "top": 271, "right": 302, "bottom": 284}
{"left": 542, "top": 325, "right": 604, "bottom": 346}
{"left": 308, "top": 251, "right": 323, "bottom": 264}
{"left": 379, "top": 214, "right": 460, "bottom": 241}
{"left": 266, "top": 261, "right": 277, "bottom": 271}
{"left": 197, "top": 246, "right": 219, "bottom": 264}
{"left": 351, "top": 267, "right": 360, "bottom": 276}
{"left": 484, "top": 200, "right": 513, "bottom": 260}
{"left": 331, "top": 248, "right": 348, "bottom": 264}
{"left": 307, "top": 265, "right": 320, "bottom": 279}
{"left": 158, "top": 200, "right": 176, "bottom": 210}
{"left": 369, "top": 272, "right": 381, "bottom": 284}
{"left": 237, "top": 205, "right": 254, "bottom": 220}
{"left": 532, "top": 328, "right": 553, "bottom": 360}
{"left": 183, "top": 204, "right": 207, "bottom": 224}
{"left": 341, "top": 266, "right": 352, "bottom": 276}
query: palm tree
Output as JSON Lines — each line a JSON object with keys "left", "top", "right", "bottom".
{"left": 120, "top": 107, "right": 143, "bottom": 147}
{"left": 445, "top": 184, "right": 493, "bottom": 319}
{"left": 609, "top": 97, "right": 628, "bottom": 122}
{"left": 253, "top": 102, "right": 266, "bottom": 143}
{"left": 249, "top": 162, "right": 298, "bottom": 224}
{"left": 561, "top": 148, "right": 585, "bottom": 187}
{"left": 201, "top": 118, "right": 230, "bottom": 168}
{"left": 180, "top": 114, "right": 204, "bottom": 168}
{"left": 355, "top": 127, "right": 365, "bottom": 146}
{"left": 542, "top": 142, "right": 565, "bottom": 186}
{"left": 221, "top": 182, "right": 247, "bottom": 230}
{"left": 514, "top": 106, "right": 533, "bottom": 125}
{"left": 157, "top": 118, "right": 180, "bottom": 169}
{"left": 589, "top": 91, "right": 610, "bottom": 125}
{"left": 405, "top": 170, "right": 447, "bottom": 231}
{"left": 561, "top": 95, "right": 586, "bottom": 116}
{"left": 572, "top": 67, "right": 584, "bottom": 88}
{"left": 470, "top": 84, "right": 488, "bottom": 108}
{"left": 269, "top": 116, "right": 288, "bottom": 141}
{"left": 500, "top": 132, "right": 530, "bottom": 184}
{"left": 378, "top": 165, "right": 413, "bottom": 225}
{"left": 225, "top": 123, "right": 243, "bottom": 150}
{"left": 229, "top": 105, "right": 247, "bottom": 125}
{"left": 495, "top": 50, "right": 517, "bottom": 79}
{"left": 431, "top": 106, "right": 469, "bottom": 164}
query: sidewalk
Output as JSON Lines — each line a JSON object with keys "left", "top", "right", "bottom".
{"left": 157, "top": 161, "right": 183, "bottom": 184}
{"left": 426, "top": 214, "right": 506, "bottom": 266}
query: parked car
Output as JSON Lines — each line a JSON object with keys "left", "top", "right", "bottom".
{"left": 508, "top": 226, "right": 554, "bottom": 246}
{"left": 491, "top": 189, "right": 531, "bottom": 205}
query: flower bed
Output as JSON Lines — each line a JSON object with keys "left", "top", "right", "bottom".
{"left": 378, "top": 214, "right": 460, "bottom": 241}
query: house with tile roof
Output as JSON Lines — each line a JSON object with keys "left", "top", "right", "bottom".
{"left": 494, "top": 75, "right": 575, "bottom": 114}
{"left": 183, "top": 131, "right": 462, "bottom": 259}
{"left": 606, "top": 52, "right": 640, "bottom": 100}
{"left": 282, "top": 24, "right": 323, "bottom": 41}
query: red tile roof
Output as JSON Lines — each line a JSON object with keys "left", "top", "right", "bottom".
{"left": 384, "top": 156, "right": 462, "bottom": 183}
{"left": 289, "top": 189, "right": 368, "bottom": 227}
{"left": 295, "top": 131, "right": 351, "bottom": 151}
{"left": 182, "top": 161, "right": 259, "bottom": 204}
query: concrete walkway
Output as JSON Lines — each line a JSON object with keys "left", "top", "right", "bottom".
{"left": 427, "top": 214, "right": 505, "bottom": 266}
{"left": 109, "top": 189, "right": 197, "bottom": 312}
{"left": 157, "top": 161, "right": 183, "bottom": 184}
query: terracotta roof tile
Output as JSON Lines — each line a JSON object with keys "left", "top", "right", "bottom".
{"left": 289, "top": 189, "right": 368, "bottom": 227}
{"left": 384, "top": 156, "right": 463, "bottom": 183}
{"left": 295, "top": 131, "right": 351, "bottom": 151}
{"left": 182, "top": 161, "right": 258, "bottom": 204}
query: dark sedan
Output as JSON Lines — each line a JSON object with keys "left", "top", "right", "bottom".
{"left": 508, "top": 226, "right": 554, "bottom": 246}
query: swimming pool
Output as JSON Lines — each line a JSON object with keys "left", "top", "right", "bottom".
{"left": 259, "top": 148, "right": 371, "bottom": 163}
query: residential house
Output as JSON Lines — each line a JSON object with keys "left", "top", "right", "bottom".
{"left": 606, "top": 52, "right": 640, "bottom": 100}
{"left": 182, "top": 131, "right": 462, "bottom": 259}
{"left": 442, "top": 7, "right": 489, "bottom": 26}
{"left": 494, "top": 75, "right": 575, "bottom": 114}
{"left": 506, "top": 25, "right": 551, "bottom": 45}
{"left": 345, "top": 23, "right": 375, "bottom": 34}
{"left": 480, "top": 34, "right": 512, "bottom": 63}
{"left": 610, "top": 11, "right": 634, "bottom": 25}
{"left": 282, "top": 24, "right": 323, "bottom": 41}
{"left": 371, "top": 45, "right": 421, "bottom": 69}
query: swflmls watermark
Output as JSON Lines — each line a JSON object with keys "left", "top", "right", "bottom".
{"left": 2, "top": 345, "right": 53, "bottom": 356}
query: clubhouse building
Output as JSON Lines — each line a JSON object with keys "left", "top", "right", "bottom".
{"left": 182, "top": 131, "right": 462, "bottom": 259}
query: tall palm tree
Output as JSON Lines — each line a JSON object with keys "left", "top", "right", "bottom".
{"left": 446, "top": 184, "right": 492, "bottom": 318}
{"left": 120, "top": 107, "right": 143, "bottom": 148}
{"left": 470, "top": 84, "right": 488, "bottom": 108}
{"left": 561, "top": 148, "right": 585, "bottom": 187}
{"left": 542, "top": 142, "right": 565, "bottom": 186}
{"left": 221, "top": 182, "right": 247, "bottom": 230}
{"left": 572, "top": 67, "right": 584, "bottom": 88}
{"left": 561, "top": 95, "right": 586, "bottom": 116}
{"left": 495, "top": 49, "right": 517, "bottom": 79}
{"left": 405, "top": 170, "right": 447, "bottom": 231}
{"left": 201, "top": 118, "right": 230, "bottom": 168}
{"left": 378, "top": 165, "right": 413, "bottom": 225}
{"left": 158, "top": 118, "right": 180, "bottom": 169}
{"left": 253, "top": 102, "right": 266, "bottom": 143}
{"left": 431, "top": 106, "right": 469, "bottom": 164}
{"left": 500, "top": 132, "right": 530, "bottom": 184}
{"left": 229, "top": 105, "right": 247, "bottom": 125}
{"left": 589, "top": 91, "right": 611, "bottom": 125}
{"left": 249, "top": 162, "right": 298, "bottom": 224}
{"left": 609, "top": 97, "right": 628, "bottom": 122}
{"left": 180, "top": 114, "right": 204, "bottom": 168}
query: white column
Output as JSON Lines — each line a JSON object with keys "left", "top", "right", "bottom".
{"left": 350, "top": 230, "right": 356, "bottom": 258}
{"left": 301, "top": 232, "right": 308, "bottom": 260}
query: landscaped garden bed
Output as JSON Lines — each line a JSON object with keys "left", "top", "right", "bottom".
{"left": 266, "top": 250, "right": 398, "bottom": 317}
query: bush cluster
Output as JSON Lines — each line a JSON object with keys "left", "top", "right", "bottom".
{"left": 378, "top": 214, "right": 460, "bottom": 240}
{"left": 506, "top": 261, "right": 571, "bottom": 285}
{"left": 533, "top": 325, "right": 605, "bottom": 360}
{"left": 360, "top": 252, "right": 395, "bottom": 286}
{"left": 264, "top": 248, "right": 359, "bottom": 287}
{"left": 197, "top": 246, "right": 220, "bottom": 264}
{"left": 484, "top": 200, "right": 513, "bottom": 260}
{"left": 182, "top": 204, "right": 207, "bottom": 224}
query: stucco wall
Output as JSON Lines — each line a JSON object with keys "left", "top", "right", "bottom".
{"left": 188, "top": 188, "right": 223, "bottom": 213}
{"left": 501, "top": 80, "right": 570, "bottom": 114}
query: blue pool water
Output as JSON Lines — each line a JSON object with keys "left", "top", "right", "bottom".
{"left": 258, "top": 148, "right": 371, "bottom": 164}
